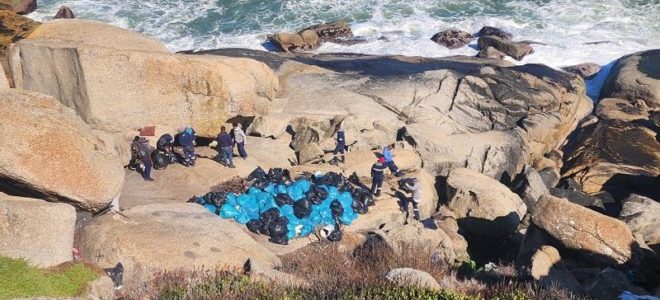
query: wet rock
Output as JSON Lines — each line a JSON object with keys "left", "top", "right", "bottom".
{"left": 476, "top": 46, "right": 506, "bottom": 59}
{"left": 477, "top": 26, "right": 513, "bottom": 40}
{"left": 0, "top": 0, "right": 36, "bottom": 14}
{"left": 600, "top": 49, "right": 660, "bottom": 108}
{"left": 53, "top": 6, "right": 75, "bottom": 19}
{"left": 0, "top": 193, "right": 75, "bottom": 267}
{"left": 301, "top": 20, "right": 353, "bottom": 43}
{"left": 268, "top": 30, "right": 320, "bottom": 53}
{"left": 620, "top": 194, "right": 660, "bottom": 248}
{"left": 532, "top": 195, "right": 638, "bottom": 267}
{"left": 386, "top": 268, "right": 441, "bottom": 290}
{"left": 77, "top": 203, "right": 281, "bottom": 286}
{"left": 446, "top": 168, "right": 527, "bottom": 240}
{"left": 430, "top": 29, "right": 472, "bottom": 49}
{"left": 562, "top": 63, "right": 601, "bottom": 80}
{"left": 477, "top": 35, "right": 534, "bottom": 60}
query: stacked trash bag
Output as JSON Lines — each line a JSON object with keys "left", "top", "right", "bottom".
{"left": 188, "top": 167, "right": 374, "bottom": 245}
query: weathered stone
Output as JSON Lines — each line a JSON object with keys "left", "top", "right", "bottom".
{"left": 562, "top": 63, "right": 601, "bottom": 80}
{"left": 297, "top": 142, "right": 324, "bottom": 164}
{"left": 386, "top": 268, "right": 441, "bottom": 290}
{"left": 246, "top": 114, "right": 291, "bottom": 138}
{"left": 86, "top": 275, "right": 115, "bottom": 300}
{"left": 620, "top": 194, "right": 660, "bottom": 248}
{"left": 477, "top": 36, "right": 534, "bottom": 60}
{"left": 430, "top": 29, "right": 472, "bottom": 49}
{"left": 268, "top": 30, "right": 320, "bottom": 53}
{"left": 0, "top": 10, "right": 40, "bottom": 56}
{"left": 538, "top": 167, "right": 560, "bottom": 189}
{"left": 0, "top": 193, "right": 75, "bottom": 267}
{"left": 585, "top": 268, "right": 649, "bottom": 300}
{"left": 549, "top": 187, "right": 606, "bottom": 213}
{"left": 434, "top": 207, "right": 470, "bottom": 264}
{"left": 562, "top": 119, "right": 659, "bottom": 195}
{"left": 530, "top": 245, "right": 583, "bottom": 294}
{"left": 10, "top": 38, "right": 279, "bottom": 137}
{"left": 596, "top": 98, "right": 649, "bottom": 122}
{"left": 516, "top": 165, "right": 550, "bottom": 209}
{"left": 0, "top": 0, "right": 36, "bottom": 14}
{"left": 532, "top": 195, "right": 638, "bottom": 266}
{"left": 446, "top": 168, "right": 527, "bottom": 240}
{"left": 27, "top": 19, "right": 167, "bottom": 52}
{"left": 476, "top": 46, "right": 506, "bottom": 59}
{"left": 53, "top": 6, "right": 75, "bottom": 19}
{"left": 477, "top": 26, "right": 513, "bottom": 40}
{"left": 600, "top": 49, "right": 660, "bottom": 108}
{"left": 0, "top": 90, "right": 124, "bottom": 211}
{"left": 77, "top": 204, "right": 281, "bottom": 285}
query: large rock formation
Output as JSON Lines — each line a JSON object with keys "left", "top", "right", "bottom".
{"left": 268, "top": 21, "right": 353, "bottom": 53}
{"left": 77, "top": 203, "right": 281, "bottom": 285}
{"left": 600, "top": 49, "right": 660, "bottom": 108}
{"left": 0, "top": 193, "right": 75, "bottom": 267}
{"left": 562, "top": 63, "right": 601, "bottom": 80}
{"left": 532, "top": 195, "right": 638, "bottom": 267}
{"left": 445, "top": 168, "right": 527, "bottom": 240}
{"left": 0, "top": 0, "right": 36, "bottom": 14}
{"left": 53, "top": 6, "right": 75, "bottom": 19}
{"left": 477, "top": 36, "right": 534, "bottom": 60}
{"left": 529, "top": 245, "right": 582, "bottom": 294}
{"left": 0, "top": 90, "right": 124, "bottom": 211}
{"left": 9, "top": 36, "right": 279, "bottom": 137}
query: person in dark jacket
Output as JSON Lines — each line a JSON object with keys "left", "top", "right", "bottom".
{"left": 177, "top": 127, "right": 196, "bottom": 167}
{"left": 330, "top": 124, "right": 346, "bottom": 165}
{"left": 217, "top": 126, "right": 235, "bottom": 168}
{"left": 371, "top": 157, "right": 387, "bottom": 197}
{"left": 129, "top": 136, "right": 141, "bottom": 170}
{"left": 136, "top": 137, "right": 154, "bottom": 181}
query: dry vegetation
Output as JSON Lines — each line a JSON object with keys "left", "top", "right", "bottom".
{"left": 119, "top": 242, "right": 585, "bottom": 300}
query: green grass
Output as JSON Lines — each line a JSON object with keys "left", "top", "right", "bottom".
{"left": 0, "top": 256, "right": 99, "bottom": 300}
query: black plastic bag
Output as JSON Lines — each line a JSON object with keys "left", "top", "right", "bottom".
{"left": 330, "top": 200, "right": 344, "bottom": 218}
{"left": 327, "top": 229, "right": 343, "bottom": 242}
{"left": 205, "top": 191, "right": 229, "bottom": 208}
{"left": 248, "top": 167, "right": 267, "bottom": 181}
{"left": 275, "top": 193, "right": 294, "bottom": 207}
{"left": 398, "top": 178, "right": 415, "bottom": 191}
{"left": 267, "top": 168, "right": 291, "bottom": 184}
{"left": 259, "top": 208, "right": 281, "bottom": 235}
{"left": 269, "top": 235, "right": 289, "bottom": 245}
{"left": 353, "top": 197, "right": 368, "bottom": 214}
{"left": 252, "top": 178, "right": 270, "bottom": 189}
{"left": 151, "top": 150, "right": 169, "bottom": 170}
{"left": 293, "top": 198, "right": 311, "bottom": 219}
{"left": 348, "top": 172, "right": 361, "bottom": 185}
{"left": 307, "top": 185, "right": 328, "bottom": 204}
{"left": 268, "top": 216, "right": 289, "bottom": 245}
{"left": 187, "top": 196, "right": 204, "bottom": 204}
{"left": 246, "top": 220, "right": 262, "bottom": 234}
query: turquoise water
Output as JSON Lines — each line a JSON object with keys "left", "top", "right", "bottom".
{"left": 31, "top": 0, "right": 660, "bottom": 67}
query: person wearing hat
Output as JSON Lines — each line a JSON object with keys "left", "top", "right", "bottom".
{"left": 403, "top": 177, "right": 422, "bottom": 221}
{"left": 177, "top": 126, "right": 197, "bottom": 167}
{"left": 370, "top": 157, "right": 387, "bottom": 197}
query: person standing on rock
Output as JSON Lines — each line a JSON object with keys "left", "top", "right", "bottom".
{"left": 383, "top": 144, "right": 405, "bottom": 177}
{"left": 403, "top": 178, "right": 421, "bottom": 221}
{"left": 128, "top": 136, "right": 141, "bottom": 170}
{"left": 371, "top": 157, "right": 387, "bottom": 197}
{"left": 177, "top": 127, "right": 197, "bottom": 167}
{"left": 217, "top": 126, "right": 235, "bottom": 168}
{"left": 330, "top": 124, "right": 346, "bottom": 165}
{"left": 232, "top": 123, "right": 248, "bottom": 160}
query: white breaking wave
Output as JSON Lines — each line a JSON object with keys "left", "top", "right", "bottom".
{"left": 30, "top": 0, "right": 660, "bottom": 68}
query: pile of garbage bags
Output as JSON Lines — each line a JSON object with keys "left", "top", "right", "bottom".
{"left": 189, "top": 167, "right": 374, "bottom": 245}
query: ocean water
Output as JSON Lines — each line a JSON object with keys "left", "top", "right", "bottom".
{"left": 30, "top": 0, "right": 660, "bottom": 68}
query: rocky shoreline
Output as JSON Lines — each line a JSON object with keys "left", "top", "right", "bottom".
{"left": 0, "top": 7, "right": 659, "bottom": 300}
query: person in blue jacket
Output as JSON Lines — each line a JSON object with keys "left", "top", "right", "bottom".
{"left": 383, "top": 143, "right": 404, "bottom": 177}
{"left": 177, "top": 126, "right": 196, "bottom": 167}
{"left": 330, "top": 124, "right": 346, "bottom": 165}
{"left": 216, "top": 126, "right": 235, "bottom": 168}
{"left": 371, "top": 157, "right": 387, "bottom": 197}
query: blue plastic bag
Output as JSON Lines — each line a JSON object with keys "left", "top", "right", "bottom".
{"left": 225, "top": 193, "right": 237, "bottom": 206}
{"left": 235, "top": 213, "right": 251, "bottom": 224}
{"left": 204, "top": 204, "right": 216, "bottom": 214}
{"left": 220, "top": 204, "right": 240, "bottom": 219}
{"left": 324, "top": 186, "right": 339, "bottom": 201}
